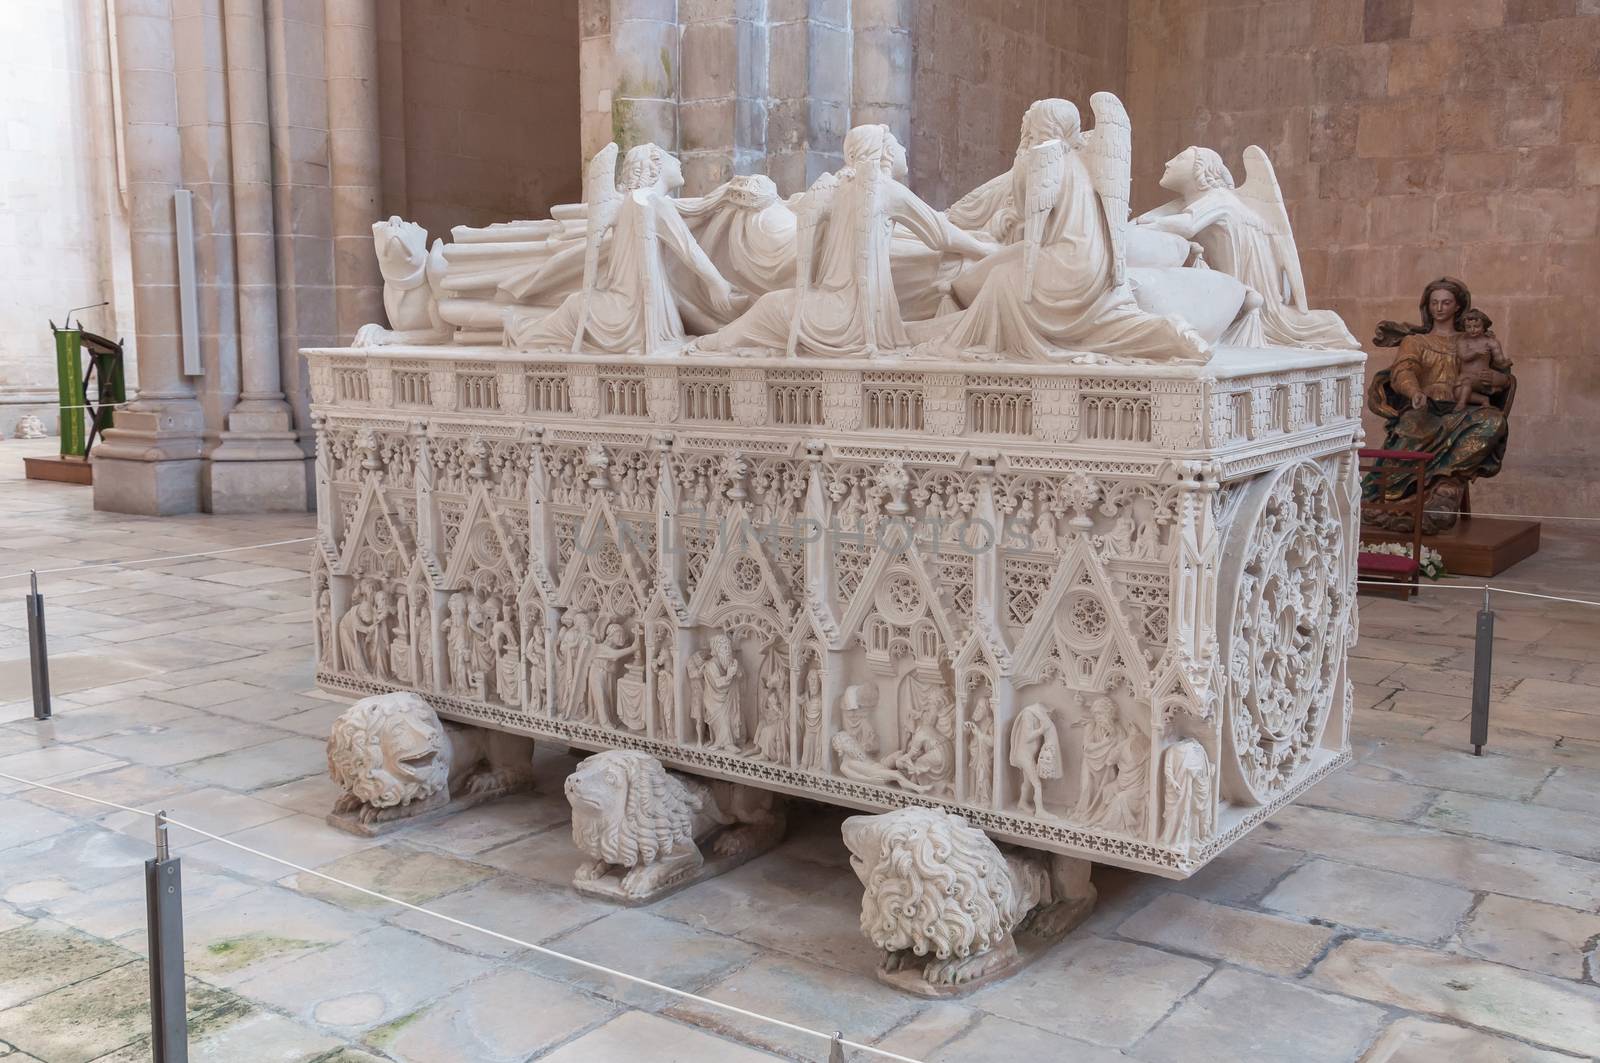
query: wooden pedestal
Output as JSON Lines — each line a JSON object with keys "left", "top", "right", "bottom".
{"left": 1367, "top": 516, "right": 1540, "bottom": 578}
{"left": 23, "top": 455, "right": 93, "bottom": 485}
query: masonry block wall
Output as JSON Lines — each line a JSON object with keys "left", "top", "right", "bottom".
{"left": 1129, "top": 0, "right": 1600, "bottom": 519}
{"left": 380, "top": 0, "right": 581, "bottom": 240}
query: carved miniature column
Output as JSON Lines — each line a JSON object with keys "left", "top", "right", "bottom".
{"left": 209, "top": 0, "right": 310, "bottom": 512}
{"left": 325, "top": 0, "right": 383, "bottom": 343}
{"left": 91, "top": 2, "right": 206, "bottom": 515}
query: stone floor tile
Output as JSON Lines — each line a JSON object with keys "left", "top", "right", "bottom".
{"left": 0, "top": 796, "right": 79, "bottom": 852}
{"left": 10, "top": 764, "right": 181, "bottom": 822}
{"left": 1349, "top": 656, "right": 1404, "bottom": 685}
{"left": 181, "top": 812, "right": 382, "bottom": 881}
{"left": 137, "top": 884, "right": 377, "bottom": 986}
{"left": 101, "top": 786, "right": 293, "bottom": 842}
{"left": 270, "top": 700, "right": 350, "bottom": 738}
{"left": 230, "top": 925, "right": 494, "bottom": 1035}
{"left": 474, "top": 824, "right": 590, "bottom": 887}
{"left": 5, "top": 697, "right": 200, "bottom": 744}
{"left": 174, "top": 735, "right": 328, "bottom": 791}
{"left": 0, "top": 745, "right": 125, "bottom": 793}
{"left": 80, "top": 716, "right": 287, "bottom": 767}
{"left": 1135, "top": 967, "right": 1386, "bottom": 1063}
{"left": 0, "top": 921, "right": 135, "bottom": 1009}
{"left": 282, "top": 842, "right": 499, "bottom": 912}
{"left": 965, "top": 936, "right": 1212, "bottom": 1047}
{"left": 667, "top": 953, "right": 924, "bottom": 1060}
{"left": 1261, "top": 859, "right": 1475, "bottom": 943}
{"left": 364, "top": 967, "right": 613, "bottom": 1063}
{"left": 1532, "top": 765, "right": 1600, "bottom": 813}
{"left": 713, "top": 864, "right": 884, "bottom": 977}
{"left": 536, "top": 1011, "right": 781, "bottom": 1062}
{"left": 1260, "top": 806, "right": 1600, "bottom": 911}
{"left": 0, "top": 827, "right": 152, "bottom": 902}
{"left": 1310, "top": 938, "right": 1600, "bottom": 1057}
{"left": 912, "top": 1012, "right": 1134, "bottom": 1062}
{"left": 1380, "top": 689, "right": 1474, "bottom": 721}
{"left": 0, "top": 650, "right": 163, "bottom": 701}
{"left": 531, "top": 908, "right": 763, "bottom": 1011}
{"left": 1301, "top": 768, "right": 1437, "bottom": 822}
{"left": 181, "top": 1009, "right": 344, "bottom": 1063}
{"left": 1115, "top": 893, "right": 1336, "bottom": 976}
{"left": 867, "top": 1002, "right": 979, "bottom": 1061}
{"left": 1359, "top": 1015, "right": 1585, "bottom": 1063}
{"left": 1458, "top": 893, "right": 1600, "bottom": 981}
{"left": 1489, "top": 702, "right": 1600, "bottom": 743}
{"left": 1440, "top": 647, "right": 1582, "bottom": 685}
{"left": 1424, "top": 790, "right": 1600, "bottom": 860}
{"left": 1162, "top": 839, "right": 1304, "bottom": 906}
{"left": 0, "top": 964, "right": 247, "bottom": 1063}
{"left": 250, "top": 772, "right": 345, "bottom": 817}
{"left": 395, "top": 793, "right": 570, "bottom": 857}
{"left": 37, "top": 863, "right": 252, "bottom": 940}
{"left": 1498, "top": 676, "right": 1600, "bottom": 716}
{"left": 1379, "top": 663, "right": 1518, "bottom": 701}
{"left": 387, "top": 874, "right": 612, "bottom": 958}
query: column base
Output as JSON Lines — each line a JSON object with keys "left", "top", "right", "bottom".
{"left": 204, "top": 457, "right": 311, "bottom": 513}
{"left": 92, "top": 456, "right": 204, "bottom": 515}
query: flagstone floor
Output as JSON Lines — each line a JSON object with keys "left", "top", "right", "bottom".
{"left": 1, "top": 436, "right": 1597, "bottom": 1063}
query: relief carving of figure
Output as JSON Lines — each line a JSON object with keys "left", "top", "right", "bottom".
{"left": 316, "top": 587, "right": 334, "bottom": 665}
{"left": 833, "top": 684, "right": 930, "bottom": 792}
{"left": 1159, "top": 739, "right": 1215, "bottom": 850}
{"left": 941, "top": 97, "right": 1214, "bottom": 363}
{"left": 442, "top": 592, "right": 473, "bottom": 694}
{"left": 653, "top": 642, "right": 676, "bottom": 736}
{"left": 580, "top": 621, "right": 642, "bottom": 727}
{"left": 1009, "top": 702, "right": 1062, "bottom": 818}
{"left": 701, "top": 634, "right": 746, "bottom": 753}
{"left": 883, "top": 682, "right": 956, "bottom": 794}
{"left": 388, "top": 596, "right": 413, "bottom": 684}
{"left": 964, "top": 694, "right": 995, "bottom": 804}
{"left": 337, "top": 581, "right": 381, "bottom": 675}
{"left": 525, "top": 620, "right": 547, "bottom": 714}
{"left": 799, "top": 666, "right": 826, "bottom": 772}
{"left": 686, "top": 646, "right": 710, "bottom": 745}
{"left": 415, "top": 600, "right": 434, "bottom": 688}
{"left": 752, "top": 669, "right": 789, "bottom": 764}
{"left": 1364, "top": 278, "right": 1514, "bottom": 533}
{"left": 699, "top": 124, "right": 992, "bottom": 357}
{"left": 1135, "top": 146, "right": 1359, "bottom": 350}
{"left": 509, "top": 144, "right": 738, "bottom": 354}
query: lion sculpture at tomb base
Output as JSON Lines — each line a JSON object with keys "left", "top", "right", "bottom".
{"left": 325, "top": 691, "right": 535, "bottom": 833}
{"left": 565, "top": 749, "right": 786, "bottom": 904}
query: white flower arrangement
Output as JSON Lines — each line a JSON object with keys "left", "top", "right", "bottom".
{"left": 1360, "top": 540, "right": 1447, "bottom": 580}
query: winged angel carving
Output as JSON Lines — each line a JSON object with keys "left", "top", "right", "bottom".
{"left": 1135, "top": 146, "right": 1359, "bottom": 350}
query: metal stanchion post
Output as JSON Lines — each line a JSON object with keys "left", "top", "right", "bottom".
{"left": 1470, "top": 586, "right": 1494, "bottom": 756}
{"left": 25, "top": 571, "right": 50, "bottom": 720}
{"left": 828, "top": 1031, "right": 845, "bottom": 1062}
{"left": 145, "top": 811, "right": 188, "bottom": 1063}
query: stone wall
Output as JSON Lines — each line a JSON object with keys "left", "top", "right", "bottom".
{"left": 0, "top": 0, "right": 135, "bottom": 437}
{"left": 909, "top": 0, "right": 1128, "bottom": 208}
{"left": 1128, "top": 0, "right": 1600, "bottom": 518}
{"left": 381, "top": 0, "right": 582, "bottom": 240}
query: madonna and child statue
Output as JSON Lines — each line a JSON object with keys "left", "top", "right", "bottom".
{"left": 1365, "top": 277, "right": 1517, "bottom": 536}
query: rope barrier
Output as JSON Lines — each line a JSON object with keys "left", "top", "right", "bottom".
{"left": 0, "top": 768, "right": 923, "bottom": 1063}
{"left": 0, "top": 536, "right": 318, "bottom": 583}
{"left": 1418, "top": 508, "right": 1600, "bottom": 524}
{"left": 1355, "top": 579, "right": 1600, "bottom": 608}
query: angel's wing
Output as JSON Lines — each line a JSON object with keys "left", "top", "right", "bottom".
{"left": 1020, "top": 141, "right": 1066, "bottom": 303}
{"left": 572, "top": 144, "right": 623, "bottom": 353}
{"left": 1080, "top": 91, "right": 1132, "bottom": 287}
{"left": 582, "top": 143, "right": 620, "bottom": 208}
{"left": 786, "top": 172, "right": 838, "bottom": 356}
{"left": 1235, "top": 145, "right": 1306, "bottom": 312}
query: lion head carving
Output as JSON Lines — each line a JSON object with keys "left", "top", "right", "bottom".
{"left": 327, "top": 692, "right": 449, "bottom": 809}
{"left": 565, "top": 750, "right": 703, "bottom": 868}
{"left": 842, "top": 807, "right": 1023, "bottom": 962}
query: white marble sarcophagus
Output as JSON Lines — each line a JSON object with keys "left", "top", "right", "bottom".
{"left": 306, "top": 345, "right": 1362, "bottom": 876}
{"left": 310, "top": 92, "right": 1366, "bottom": 879}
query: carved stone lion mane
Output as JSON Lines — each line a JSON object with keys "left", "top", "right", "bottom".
{"left": 844, "top": 806, "right": 1022, "bottom": 962}
{"left": 566, "top": 749, "right": 704, "bottom": 868}
{"left": 326, "top": 691, "right": 449, "bottom": 809}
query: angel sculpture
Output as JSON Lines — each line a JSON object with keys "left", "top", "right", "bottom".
{"left": 698, "top": 124, "right": 993, "bottom": 358}
{"left": 1135, "top": 145, "right": 1359, "bottom": 350}
{"left": 509, "top": 143, "right": 739, "bottom": 354}
{"left": 943, "top": 95, "right": 1212, "bottom": 363}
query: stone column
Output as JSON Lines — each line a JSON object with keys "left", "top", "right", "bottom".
{"left": 609, "top": 0, "right": 681, "bottom": 156}
{"left": 325, "top": 0, "right": 383, "bottom": 343}
{"left": 678, "top": 1, "right": 768, "bottom": 193}
{"left": 208, "top": 0, "right": 309, "bottom": 512}
{"left": 92, "top": 0, "right": 207, "bottom": 515}
{"left": 850, "top": 0, "right": 911, "bottom": 148}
